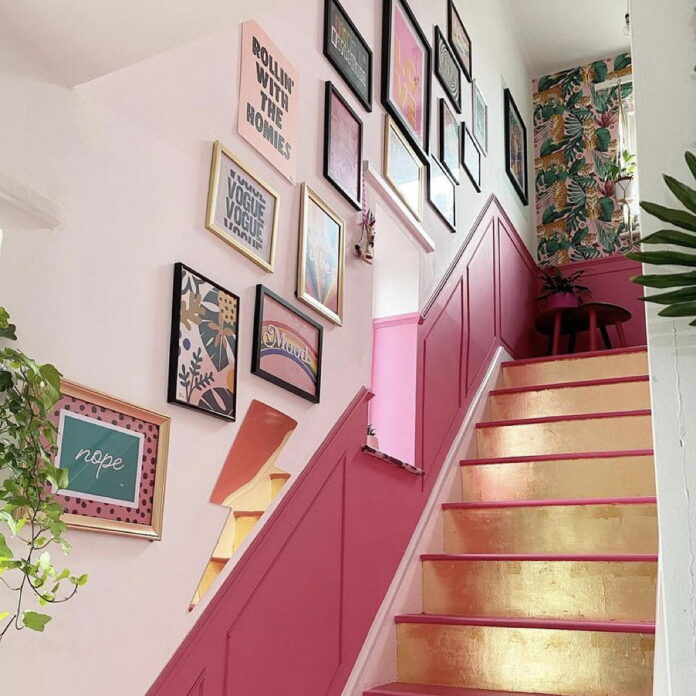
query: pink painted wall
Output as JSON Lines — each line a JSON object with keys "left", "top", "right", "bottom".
{"left": 147, "top": 195, "right": 538, "bottom": 695}
{"left": 370, "top": 313, "right": 421, "bottom": 464}
{"left": 536, "top": 255, "right": 647, "bottom": 354}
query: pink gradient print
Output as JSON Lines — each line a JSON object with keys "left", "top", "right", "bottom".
{"left": 390, "top": 2, "right": 425, "bottom": 141}
{"left": 328, "top": 91, "right": 360, "bottom": 200}
{"left": 51, "top": 395, "right": 159, "bottom": 525}
{"left": 304, "top": 199, "right": 340, "bottom": 314}
{"left": 259, "top": 295, "right": 319, "bottom": 395}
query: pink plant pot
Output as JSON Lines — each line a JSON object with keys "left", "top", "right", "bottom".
{"left": 542, "top": 292, "right": 580, "bottom": 311}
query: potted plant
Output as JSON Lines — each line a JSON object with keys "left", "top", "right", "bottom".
{"left": 0, "top": 307, "right": 86, "bottom": 643}
{"left": 366, "top": 424, "right": 379, "bottom": 450}
{"left": 606, "top": 149, "right": 637, "bottom": 204}
{"left": 627, "top": 150, "right": 696, "bottom": 325}
{"left": 537, "top": 267, "right": 592, "bottom": 310}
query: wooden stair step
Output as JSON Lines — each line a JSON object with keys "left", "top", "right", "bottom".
{"left": 365, "top": 683, "right": 557, "bottom": 696}
{"left": 487, "top": 375, "right": 650, "bottom": 420}
{"left": 420, "top": 553, "right": 657, "bottom": 621}
{"left": 459, "top": 449, "right": 656, "bottom": 501}
{"left": 442, "top": 498, "right": 658, "bottom": 554}
{"left": 500, "top": 346, "right": 648, "bottom": 388}
{"left": 476, "top": 410, "right": 653, "bottom": 458}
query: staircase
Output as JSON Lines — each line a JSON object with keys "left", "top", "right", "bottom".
{"left": 365, "top": 347, "right": 657, "bottom": 696}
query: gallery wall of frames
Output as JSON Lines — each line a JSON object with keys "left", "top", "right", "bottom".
{"left": 0, "top": 0, "right": 534, "bottom": 694}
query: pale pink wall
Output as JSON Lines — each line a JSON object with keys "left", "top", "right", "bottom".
{"left": 370, "top": 313, "right": 421, "bottom": 464}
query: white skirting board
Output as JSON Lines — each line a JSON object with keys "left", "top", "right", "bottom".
{"left": 0, "top": 170, "right": 63, "bottom": 232}
{"left": 341, "top": 346, "right": 511, "bottom": 695}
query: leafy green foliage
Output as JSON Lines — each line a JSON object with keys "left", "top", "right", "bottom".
{"left": 0, "top": 308, "right": 86, "bottom": 643}
{"left": 627, "top": 152, "right": 696, "bottom": 325}
{"left": 537, "top": 267, "right": 592, "bottom": 301}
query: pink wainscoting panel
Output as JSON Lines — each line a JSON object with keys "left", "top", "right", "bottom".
{"left": 498, "top": 218, "right": 538, "bottom": 359}
{"left": 465, "top": 222, "right": 497, "bottom": 392}
{"left": 371, "top": 313, "right": 422, "bottom": 465}
{"left": 421, "top": 280, "right": 465, "bottom": 470}
{"left": 543, "top": 255, "right": 647, "bottom": 353}
{"left": 147, "top": 196, "right": 538, "bottom": 696}
{"left": 224, "top": 460, "right": 345, "bottom": 695}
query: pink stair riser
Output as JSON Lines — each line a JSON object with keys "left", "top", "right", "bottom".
{"left": 460, "top": 449, "right": 654, "bottom": 466}
{"left": 394, "top": 614, "right": 656, "bottom": 634}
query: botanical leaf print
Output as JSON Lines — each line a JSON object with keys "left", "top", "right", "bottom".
{"left": 173, "top": 266, "right": 239, "bottom": 420}
{"left": 199, "top": 288, "right": 237, "bottom": 372}
{"left": 534, "top": 52, "right": 632, "bottom": 266}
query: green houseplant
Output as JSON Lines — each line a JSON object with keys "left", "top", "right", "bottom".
{"left": 626, "top": 151, "right": 696, "bottom": 324}
{"left": 606, "top": 149, "right": 637, "bottom": 204}
{"left": 0, "top": 307, "right": 86, "bottom": 643}
{"left": 537, "top": 267, "right": 592, "bottom": 310}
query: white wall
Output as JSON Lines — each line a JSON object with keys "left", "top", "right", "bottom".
{"left": 630, "top": 1, "right": 696, "bottom": 693}
{"left": 0, "top": 1, "right": 533, "bottom": 694}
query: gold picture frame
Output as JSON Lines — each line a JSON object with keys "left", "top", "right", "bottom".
{"left": 205, "top": 140, "right": 280, "bottom": 272}
{"left": 297, "top": 183, "right": 345, "bottom": 326}
{"left": 54, "top": 380, "right": 171, "bottom": 540}
{"left": 383, "top": 115, "right": 425, "bottom": 220}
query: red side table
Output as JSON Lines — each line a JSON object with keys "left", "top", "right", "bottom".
{"left": 535, "top": 302, "right": 632, "bottom": 355}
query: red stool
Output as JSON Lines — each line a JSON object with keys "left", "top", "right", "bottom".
{"left": 535, "top": 302, "right": 632, "bottom": 355}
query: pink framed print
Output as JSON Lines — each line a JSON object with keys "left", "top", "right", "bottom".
{"left": 251, "top": 286, "right": 323, "bottom": 403}
{"left": 323, "top": 81, "right": 363, "bottom": 210}
{"left": 51, "top": 381, "right": 170, "bottom": 540}
{"left": 237, "top": 20, "right": 300, "bottom": 183}
{"left": 381, "top": 0, "right": 431, "bottom": 160}
{"left": 297, "top": 183, "right": 345, "bottom": 325}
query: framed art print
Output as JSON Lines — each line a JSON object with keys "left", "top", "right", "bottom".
{"left": 298, "top": 183, "right": 346, "bottom": 325}
{"left": 323, "top": 0, "right": 373, "bottom": 110}
{"left": 252, "top": 285, "right": 323, "bottom": 403}
{"left": 504, "top": 88, "right": 529, "bottom": 205}
{"left": 168, "top": 263, "right": 239, "bottom": 422}
{"left": 237, "top": 20, "right": 300, "bottom": 182}
{"left": 462, "top": 123, "right": 482, "bottom": 192}
{"left": 439, "top": 98, "right": 460, "bottom": 184}
{"left": 205, "top": 140, "right": 279, "bottom": 272}
{"left": 384, "top": 115, "right": 424, "bottom": 220}
{"left": 428, "top": 157, "right": 456, "bottom": 232}
{"left": 434, "top": 26, "right": 461, "bottom": 113}
{"left": 323, "top": 81, "right": 363, "bottom": 210}
{"left": 381, "top": 0, "right": 431, "bottom": 160}
{"left": 51, "top": 380, "right": 170, "bottom": 540}
{"left": 473, "top": 80, "right": 488, "bottom": 155}
{"left": 447, "top": 0, "right": 472, "bottom": 82}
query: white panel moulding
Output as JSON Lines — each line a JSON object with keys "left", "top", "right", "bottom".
{"left": 0, "top": 170, "right": 64, "bottom": 231}
{"left": 363, "top": 160, "right": 435, "bottom": 253}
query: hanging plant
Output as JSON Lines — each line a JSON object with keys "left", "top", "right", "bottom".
{"left": 0, "top": 307, "right": 87, "bottom": 643}
{"left": 354, "top": 208, "right": 376, "bottom": 264}
{"left": 626, "top": 151, "right": 696, "bottom": 325}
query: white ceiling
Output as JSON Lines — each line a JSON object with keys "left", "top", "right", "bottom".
{"left": 0, "top": 0, "right": 631, "bottom": 87}
{"left": 504, "top": 0, "right": 631, "bottom": 77}
{"left": 0, "top": 0, "right": 285, "bottom": 86}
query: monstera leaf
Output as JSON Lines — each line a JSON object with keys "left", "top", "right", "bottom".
{"left": 627, "top": 151, "right": 696, "bottom": 325}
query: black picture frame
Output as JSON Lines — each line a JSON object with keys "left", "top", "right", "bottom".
{"left": 381, "top": 0, "right": 431, "bottom": 161}
{"left": 434, "top": 26, "right": 461, "bottom": 113}
{"left": 323, "top": 0, "right": 373, "bottom": 111}
{"left": 447, "top": 0, "right": 472, "bottom": 83}
{"left": 251, "top": 285, "right": 323, "bottom": 404}
{"left": 323, "top": 81, "right": 363, "bottom": 210}
{"left": 168, "top": 262, "right": 240, "bottom": 422}
{"left": 439, "top": 98, "right": 460, "bottom": 184}
{"left": 504, "top": 88, "right": 529, "bottom": 205}
{"left": 428, "top": 156, "right": 457, "bottom": 233}
{"left": 462, "top": 123, "right": 481, "bottom": 193}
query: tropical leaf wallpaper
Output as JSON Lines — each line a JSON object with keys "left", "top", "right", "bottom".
{"left": 534, "top": 53, "right": 633, "bottom": 266}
